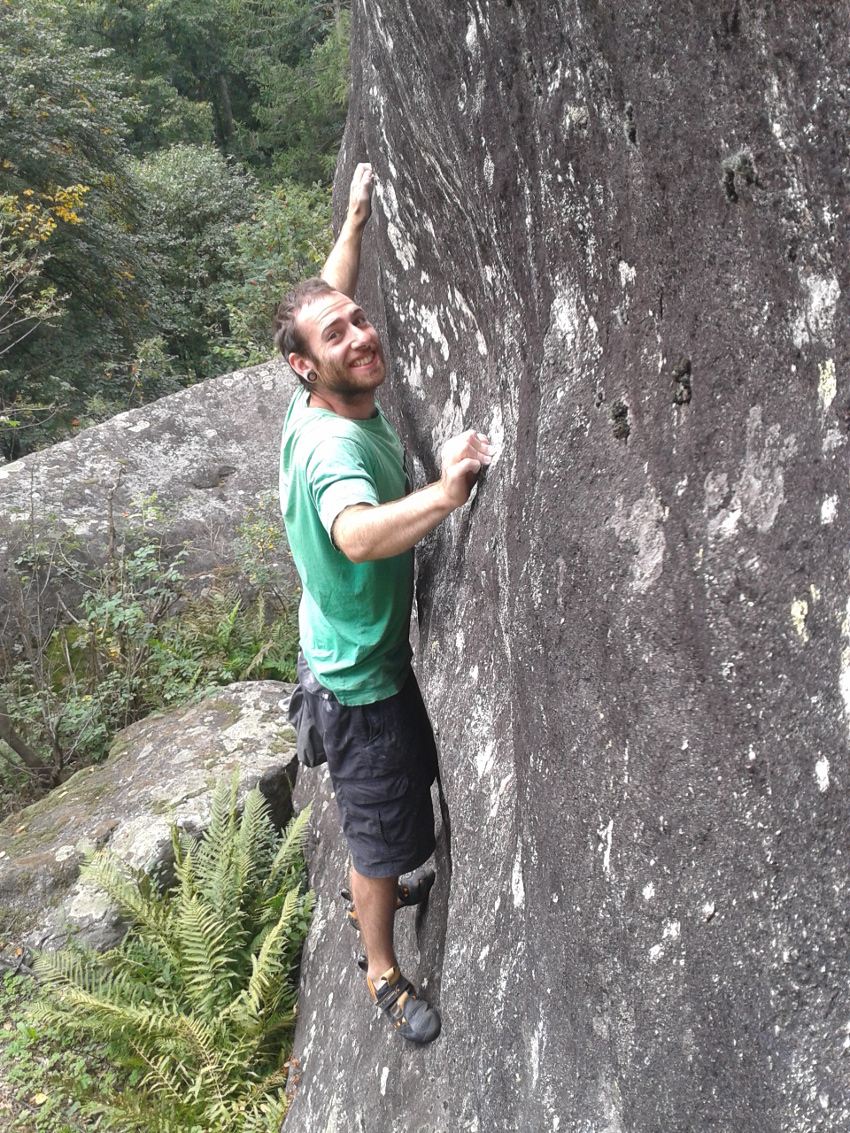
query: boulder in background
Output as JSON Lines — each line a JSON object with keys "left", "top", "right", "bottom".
{"left": 0, "top": 681, "right": 295, "bottom": 954}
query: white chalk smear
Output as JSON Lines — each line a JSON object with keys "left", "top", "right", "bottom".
{"left": 821, "top": 495, "right": 838, "bottom": 525}
{"left": 815, "top": 758, "right": 830, "bottom": 793}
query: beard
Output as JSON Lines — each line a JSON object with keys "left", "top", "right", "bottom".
{"left": 314, "top": 345, "right": 387, "bottom": 399}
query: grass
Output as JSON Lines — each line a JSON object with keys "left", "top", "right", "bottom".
{"left": 0, "top": 970, "right": 126, "bottom": 1132}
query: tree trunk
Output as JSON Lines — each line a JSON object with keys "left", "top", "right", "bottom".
{"left": 287, "top": 3, "right": 849, "bottom": 1131}
{"left": 0, "top": 692, "right": 48, "bottom": 777}
{"left": 216, "top": 73, "right": 234, "bottom": 146}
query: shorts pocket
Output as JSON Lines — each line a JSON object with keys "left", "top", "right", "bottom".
{"left": 350, "top": 699, "right": 386, "bottom": 746}
{"left": 342, "top": 772, "right": 409, "bottom": 807}
{"left": 341, "top": 773, "right": 410, "bottom": 849}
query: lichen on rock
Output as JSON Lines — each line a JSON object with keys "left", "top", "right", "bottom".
{"left": 0, "top": 681, "right": 296, "bottom": 953}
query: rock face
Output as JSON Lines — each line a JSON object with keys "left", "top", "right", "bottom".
{"left": 285, "top": 4, "right": 849, "bottom": 1132}
{"left": 0, "top": 681, "right": 295, "bottom": 953}
{"left": 0, "top": 359, "right": 297, "bottom": 597}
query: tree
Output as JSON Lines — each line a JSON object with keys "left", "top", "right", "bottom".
{"left": 246, "top": 2, "right": 350, "bottom": 183}
{"left": 63, "top": 0, "right": 351, "bottom": 181}
{"left": 0, "top": 190, "right": 78, "bottom": 439}
{"left": 219, "top": 180, "right": 333, "bottom": 368}
{"left": 62, "top": 0, "right": 219, "bottom": 154}
{"left": 0, "top": 0, "right": 347, "bottom": 458}
{"left": 0, "top": 191, "right": 73, "bottom": 359}
{"left": 135, "top": 143, "right": 256, "bottom": 379}
{"left": 0, "top": 0, "right": 157, "bottom": 458}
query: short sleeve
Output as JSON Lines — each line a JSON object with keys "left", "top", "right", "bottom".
{"left": 304, "top": 435, "right": 379, "bottom": 540}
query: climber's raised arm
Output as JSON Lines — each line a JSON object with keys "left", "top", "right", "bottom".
{"left": 321, "top": 163, "right": 373, "bottom": 299}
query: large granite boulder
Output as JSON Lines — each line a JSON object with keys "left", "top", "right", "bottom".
{"left": 0, "top": 681, "right": 295, "bottom": 953}
{"left": 0, "top": 359, "right": 297, "bottom": 604}
{"left": 284, "top": 3, "right": 849, "bottom": 1132}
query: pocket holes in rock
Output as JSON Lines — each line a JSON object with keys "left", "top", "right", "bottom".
{"left": 624, "top": 102, "right": 637, "bottom": 144}
{"left": 610, "top": 400, "right": 630, "bottom": 440}
{"left": 671, "top": 357, "right": 692, "bottom": 405}
{"left": 721, "top": 149, "right": 757, "bottom": 202}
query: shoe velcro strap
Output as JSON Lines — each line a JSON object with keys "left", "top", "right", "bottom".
{"left": 375, "top": 975, "right": 413, "bottom": 1014}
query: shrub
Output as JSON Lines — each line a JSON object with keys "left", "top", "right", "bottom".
{"left": 134, "top": 144, "right": 257, "bottom": 380}
{"left": 31, "top": 778, "right": 313, "bottom": 1132}
{"left": 0, "top": 493, "right": 298, "bottom": 811}
{"left": 216, "top": 181, "right": 332, "bottom": 370}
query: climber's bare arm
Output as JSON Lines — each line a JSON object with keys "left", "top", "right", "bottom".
{"left": 333, "top": 431, "right": 493, "bottom": 563}
{"left": 322, "top": 163, "right": 373, "bottom": 299}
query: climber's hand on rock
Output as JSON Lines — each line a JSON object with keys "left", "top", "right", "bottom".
{"left": 440, "top": 429, "right": 493, "bottom": 508}
{"left": 333, "top": 431, "right": 493, "bottom": 561}
{"left": 322, "top": 165, "right": 373, "bottom": 296}
{"left": 348, "top": 163, "right": 373, "bottom": 229}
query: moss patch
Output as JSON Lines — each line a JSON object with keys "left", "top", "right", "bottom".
{"left": 200, "top": 699, "right": 245, "bottom": 727}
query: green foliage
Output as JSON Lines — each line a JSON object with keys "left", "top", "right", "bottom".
{"left": 64, "top": 0, "right": 256, "bottom": 154}
{"left": 1, "top": 496, "right": 298, "bottom": 807}
{"left": 0, "top": 191, "right": 69, "bottom": 358}
{"left": 171, "top": 588, "right": 299, "bottom": 685}
{"left": 233, "top": 490, "right": 296, "bottom": 601}
{"left": 244, "top": 2, "right": 351, "bottom": 183}
{"left": 135, "top": 144, "right": 256, "bottom": 379}
{"left": 107, "top": 336, "right": 184, "bottom": 419}
{"left": 0, "top": 969, "right": 124, "bottom": 1131}
{"left": 218, "top": 182, "right": 332, "bottom": 368}
{"left": 0, "top": 0, "right": 348, "bottom": 457}
{"left": 3, "top": 497, "right": 189, "bottom": 785}
{"left": 0, "top": 190, "right": 69, "bottom": 446}
{"left": 0, "top": 0, "right": 158, "bottom": 459}
{"left": 62, "top": 0, "right": 351, "bottom": 179}
{"left": 3, "top": 781, "right": 313, "bottom": 1132}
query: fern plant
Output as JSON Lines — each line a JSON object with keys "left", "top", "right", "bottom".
{"left": 33, "top": 777, "right": 313, "bottom": 1132}
{"left": 164, "top": 585, "right": 299, "bottom": 686}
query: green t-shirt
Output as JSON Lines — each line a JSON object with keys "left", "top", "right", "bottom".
{"left": 279, "top": 385, "right": 413, "bottom": 705}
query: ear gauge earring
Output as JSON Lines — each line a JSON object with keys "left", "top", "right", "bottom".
{"left": 305, "top": 370, "right": 318, "bottom": 384}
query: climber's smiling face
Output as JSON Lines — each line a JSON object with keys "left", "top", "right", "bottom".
{"left": 289, "top": 290, "right": 386, "bottom": 418}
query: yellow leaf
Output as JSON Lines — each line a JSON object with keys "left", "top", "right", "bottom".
{"left": 30, "top": 1093, "right": 48, "bottom": 1106}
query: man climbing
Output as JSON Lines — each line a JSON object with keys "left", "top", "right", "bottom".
{"left": 276, "top": 162, "right": 491, "bottom": 1044}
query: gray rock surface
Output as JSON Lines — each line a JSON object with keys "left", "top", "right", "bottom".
{"left": 284, "top": 3, "right": 850, "bottom": 1132}
{"left": 0, "top": 359, "right": 297, "bottom": 593}
{"left": 0, "top": 681, "right": 295, "bottom": 953}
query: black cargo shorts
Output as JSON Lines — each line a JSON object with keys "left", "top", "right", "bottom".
{"left": 294, "top": 653, "right": 438, "bottom": 878}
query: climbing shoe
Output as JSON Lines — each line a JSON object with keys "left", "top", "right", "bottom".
{"left": 367, "top": 965, "right": 441, "bottom": 1044}
{"left": 343, "top": 866, "right": 435, "bottom": 931}
{"left": 397, "top": 866, "right": 436, "bottom": 907}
